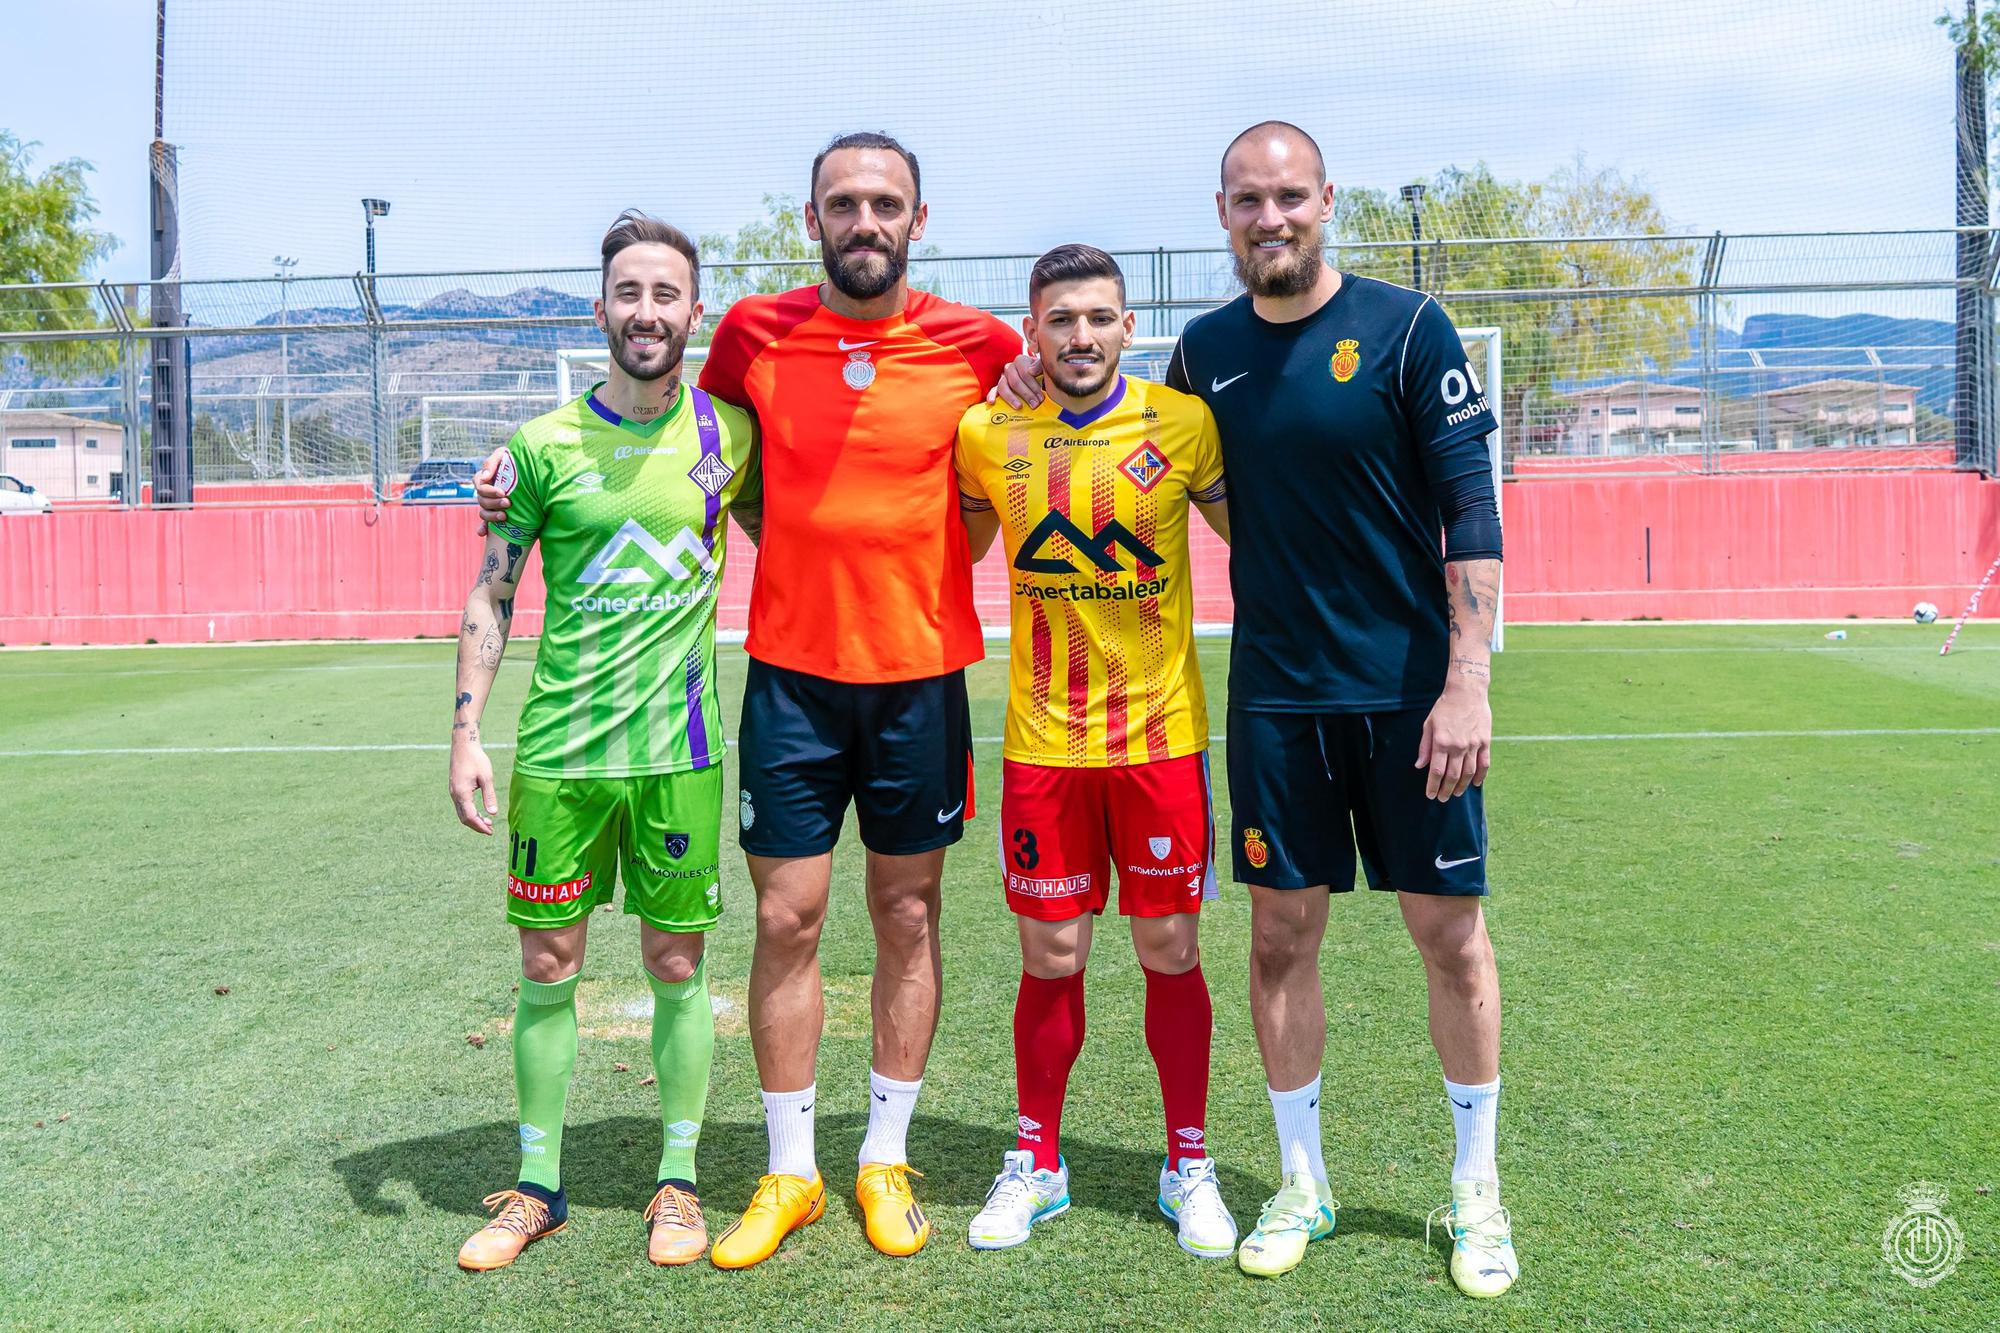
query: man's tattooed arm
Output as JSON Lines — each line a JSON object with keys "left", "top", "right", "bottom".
{"left": 454, "top": 530, "right": 531, "bottom": 744}
{"left": 1443, "top": 558, "right": 1501, "bottom": 690}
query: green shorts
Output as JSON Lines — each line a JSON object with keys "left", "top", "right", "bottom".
{"left": 504, "top": 765, "right": 724, "bottom": 933}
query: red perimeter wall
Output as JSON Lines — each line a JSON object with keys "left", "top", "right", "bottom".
{"left": 3, "top": 471, "right": 1997, "bottom": 646}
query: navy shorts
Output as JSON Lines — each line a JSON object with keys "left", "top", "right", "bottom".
{"left": 1226, "top": 707, "right": 1488, "bottom": 895}
{"left": 736, "top": 659, "right": 973, "bottom": 858}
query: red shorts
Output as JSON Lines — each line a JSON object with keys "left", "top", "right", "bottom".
{"left": 999, "top": 753, "right": 1219, "bottom": 921}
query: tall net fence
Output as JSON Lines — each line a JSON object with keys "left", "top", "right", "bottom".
{"left": 2, "top": 230, "right": 1993, "bottom": 506}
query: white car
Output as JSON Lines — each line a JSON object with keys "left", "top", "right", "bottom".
{"left": 0, "top": 474, "right": 51, "bottom": 515}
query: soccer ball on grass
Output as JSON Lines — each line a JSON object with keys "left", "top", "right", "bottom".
{"left": 1913, "top": 602, "right": 1939, "bottom": 625}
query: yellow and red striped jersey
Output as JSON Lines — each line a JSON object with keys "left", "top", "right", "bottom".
{"left": 955, "top": 376, "right": 1226, "bottom": 768}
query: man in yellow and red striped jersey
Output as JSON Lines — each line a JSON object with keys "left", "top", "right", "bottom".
{"left": 953, "top": 245, "right": 1239, "bottom": 1258}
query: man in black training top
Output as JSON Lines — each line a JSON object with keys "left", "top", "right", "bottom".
{"left": 999, "top": 119, "right": 1516, "bottom": 1297}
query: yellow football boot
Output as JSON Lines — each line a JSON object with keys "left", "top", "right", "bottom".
{"left": 856, "top": 1162, "right": 931, "bottom": 1258}
{"left": 457, "top": 1189, "right": 566, "bottom": 1272}
{"left": 645, "top": 1182, "right": 707, "bottom": 1266}
{"left": 709, "top": 1173, "right": 825, "bottom": 1270}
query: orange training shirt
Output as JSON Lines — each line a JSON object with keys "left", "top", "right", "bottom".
{"left": 700, "top": 286, "right": 1022, "bottom": 683}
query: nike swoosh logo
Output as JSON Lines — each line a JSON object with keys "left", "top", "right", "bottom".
{"left": 874, "top": 1092, "right": 888, "bottom": 1102}
{"left": 1211, "top": 372, "right": 1249, "bottom": 392}
{"left": 800, "top": 1103, "right": 813, "bottom": 1113}
{"left": 1435, "top": 854, "right": 1481, "bottom": 870}
{"left": 837, "top": 338, "right": 879, "bottom": 350}
{"left": 936, "top": 802, "right": 964, "bottom": 823}
{"left": 1451, "top": 1097, "right": 1473, "bottom": 1109}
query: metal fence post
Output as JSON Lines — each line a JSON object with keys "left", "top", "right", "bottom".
{"left": 1698, "top": 232, "right": 1723, "bottom": 474}
{"left": 357, "top": 274, "right": 387, "bottom": 501}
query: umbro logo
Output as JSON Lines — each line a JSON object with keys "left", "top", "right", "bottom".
{"left": 1003, "top": 457, "right": 1032, "bottom": 475}
{"left": 666, "top": 1119, "right": 701, "bottom": 1138}
{"left": 573, "top": 470, "right": 606, "bottom": 493}
{"left": 1175, "top": 1126, "right": 1204, "bottom": 1144}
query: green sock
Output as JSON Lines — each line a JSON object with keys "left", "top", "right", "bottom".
{"left": 513, "top": 970, "right": 580, "bottom": 1192}
{"left": 649, "top": 955, "right": 715, "bottom": 1185}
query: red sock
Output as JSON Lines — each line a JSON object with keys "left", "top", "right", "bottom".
{"left": 1143, "top": 963, "right": 1212, "bottom": 1165}
{"left": 1014, "top": 970, "right": 1085, "bottom": 1172}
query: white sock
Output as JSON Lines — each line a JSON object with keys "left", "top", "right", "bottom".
{"left": 762, "top": 1083, "right": 817, "bottom": 1179}
{"left": 857, "top": 1069, "right": 922, "bottom": 1166}
{"left": 1444, "top": 1075, "right": 1500, "bottom": 1186}
{"left": 1268, "top": 1076, "right": 1328, "bottom": 1192}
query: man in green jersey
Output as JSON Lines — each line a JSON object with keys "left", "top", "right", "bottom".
{"left": 447, "top": 210, "right": 760, "bottom": 1272}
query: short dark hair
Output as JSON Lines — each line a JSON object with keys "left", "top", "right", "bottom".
{"left": 1220, "top": 120, "right": 1327, "bottom": 188}
{"left": 600, "top": 209, "right": 700, "bottom": 301}
{"left": 810, "top": 131, "right": 921, "bottom": 205}
{"left": 1028, "top": 244, "right": 1125, "bottom": 307}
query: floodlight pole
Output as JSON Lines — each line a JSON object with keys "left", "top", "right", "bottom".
{"left": 363, "top": 198, "right": 390, "bottom": 500}
{"left": 1401, "top": 183, "right": 1426, "bottom": 292}
{"left": 148, "top": 0, "right": 192, "bottom": 506}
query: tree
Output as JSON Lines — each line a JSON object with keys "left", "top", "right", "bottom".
{"left": 697, "top": 194, "right": 821, "bottom": 315}
{"left": 0, "top": 132, "right": 117, "bottom": 342}
{"left": 696, "top": 192, "right": 942, "bottom": 319}
{"left": 1331, "top": 159, "right": 1698, "bottom": 446}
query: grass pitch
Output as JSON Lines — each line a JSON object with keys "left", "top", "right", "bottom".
{"left": 2, "top": 624, "right": 1996, "bottom": 1330}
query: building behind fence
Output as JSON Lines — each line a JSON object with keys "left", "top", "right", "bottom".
{"left": 2, "top": 228, "right": 1996, "bottom": 506}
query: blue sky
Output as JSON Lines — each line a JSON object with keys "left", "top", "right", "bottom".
{"left": 0, "top": 0, "right": 1969, "bottom": 292}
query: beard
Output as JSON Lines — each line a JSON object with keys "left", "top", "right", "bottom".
{"left": 606, "top": 321, "right": 686, "bottom": 382}
{"left": 1045, "top": 353, "right": 1114, "bottom": 399}
{"left": 822, "top": 232, "right": 909, "bottom": 301}
{"left": 1233, "top": 228, "right": 1325, "bottom": 298}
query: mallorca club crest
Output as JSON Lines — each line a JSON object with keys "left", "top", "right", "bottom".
{"left": 843, "top": 349, "right": 876, "bottom": 391}
{"left": 1243, "top": 827, "right": 1270, "bottom": 870}
{"left": 1331, "top": 338, "right": 1361, "bottom": 384}
{"left": 1120, "top": 440, "right": 1172, "bottom": 493}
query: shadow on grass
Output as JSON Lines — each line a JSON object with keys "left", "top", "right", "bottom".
{"left": 333, "top": 1111, "right": 1425, "bottom": 1236}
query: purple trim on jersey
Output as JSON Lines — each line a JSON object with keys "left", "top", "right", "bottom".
{"left": 682, "top": 645, "right": 709, "bottom": 764}
{"left": 585, "top": 392, "right": 621, "bottom": 426}
{"left": 692, "top": 387, "right": 723, "bottom": 552}
{"left": 1055, "top": 375, "right": 1127, "bottom": 431}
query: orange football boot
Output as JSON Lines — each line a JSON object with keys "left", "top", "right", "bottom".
{"left": 856, "top": 1162, "right": 931, "bottom": 1257}
{"left": 457, "top": 1189, "right": 566, "bottom": 1271}
{"left": 710, "top": 1173, "right": 826, "bottom": 1270}
{"left": 645, "top": 1182, "right": 708, "bottom": 1266}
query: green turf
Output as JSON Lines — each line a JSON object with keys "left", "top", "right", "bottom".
{"left": 2, "top": 624, "right": 1996, "bottom": 1330}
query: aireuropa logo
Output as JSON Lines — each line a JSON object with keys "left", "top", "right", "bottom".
{"left": 1882, "top": 1182, "right": 1963, "bottom": 1288}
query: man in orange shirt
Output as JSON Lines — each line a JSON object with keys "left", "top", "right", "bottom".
{"left": 478, "top": 135, "right": 1018, "bottom": 1269}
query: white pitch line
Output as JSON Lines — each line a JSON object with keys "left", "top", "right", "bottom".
{"left": 3, "top": 727, "right": 1995, "bottom": 760}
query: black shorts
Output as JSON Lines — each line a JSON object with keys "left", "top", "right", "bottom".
{"left": 1226, "top": 707, "right": 1488, "bottom": 896}
{"left": 737, "top": 659, "right": 974, "bottom": 858}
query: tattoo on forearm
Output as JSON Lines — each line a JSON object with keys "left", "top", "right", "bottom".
{"left": 454, "top": 690, "right": 472, "bottom": 714}
{"left": 1451, "top": 656, "right": 1492, "bottom": 680}
{"left": 461, "top": 617, "right": 479, "bottom": 637}
{"left": 476, "top": 549, "right": 500, "bottom": 587}
{"left": 497, "top": 597, "right": 514, "bottom": 624}
{"left": 478, "top": 628, "right": 503, "bottom": 671}
{"left": 502, "top": 543, "right": 525, "bottom": 585}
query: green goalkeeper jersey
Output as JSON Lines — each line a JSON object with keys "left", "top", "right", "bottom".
{"left": 489, "top": 382, "right": 758, "bottom": 778}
